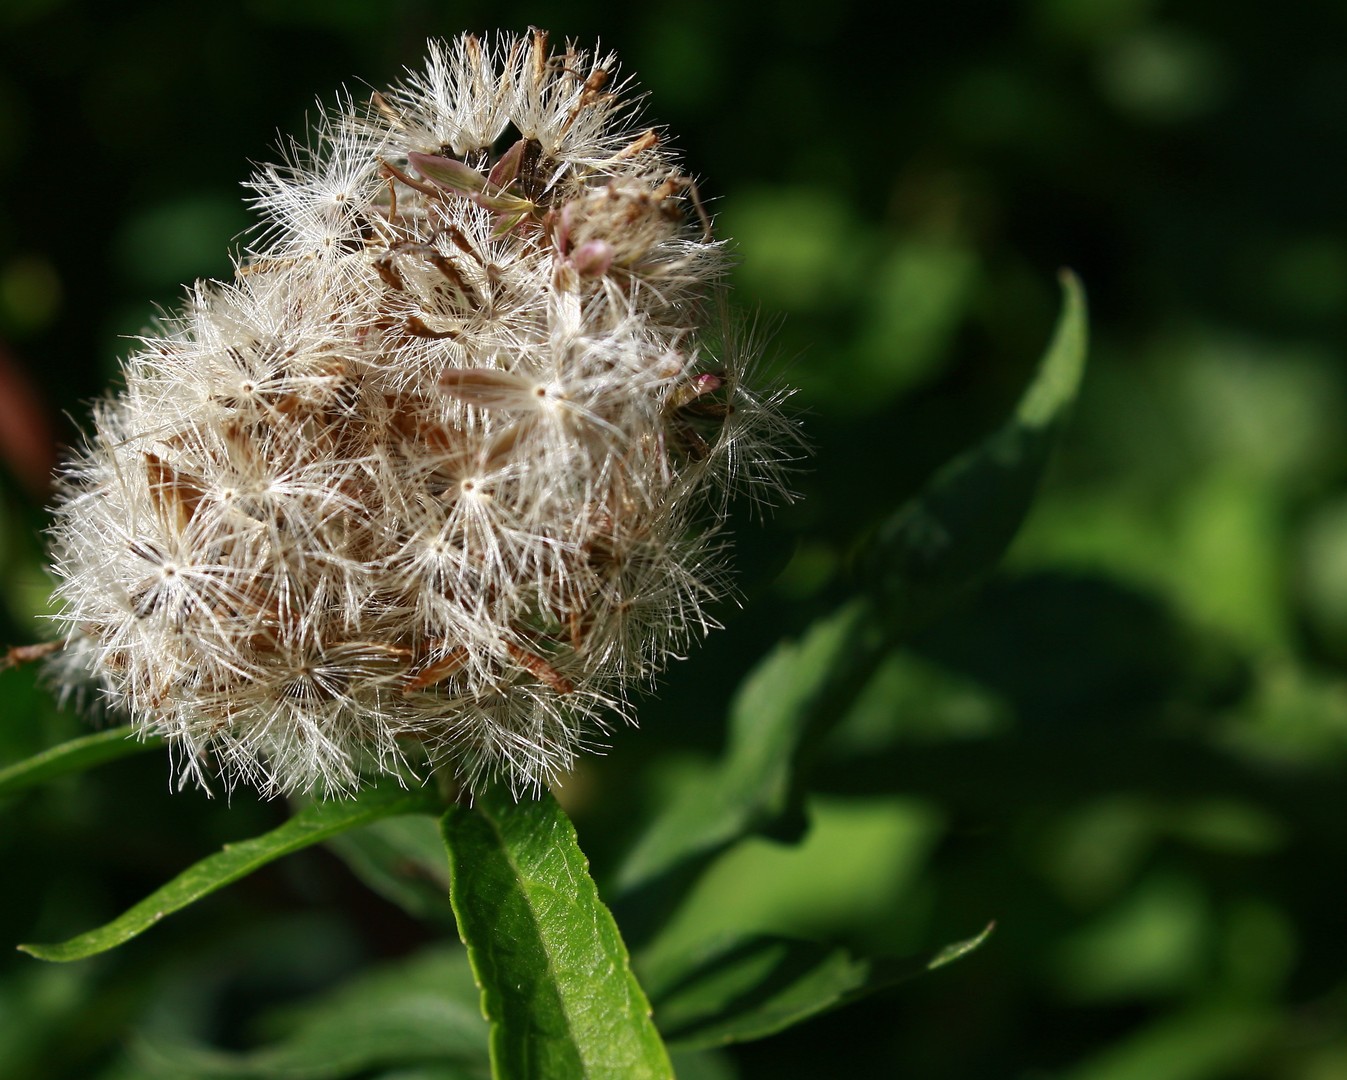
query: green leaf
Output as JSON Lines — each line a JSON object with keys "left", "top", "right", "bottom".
{"left": 367, "top": 1070, "right": 488, "bottom": 1080}
{"left": 664, "top": 1048, "right": 738, "bottom": 1080}
{"left": 441, "top": 785, "right": 674, "bottom": 1080}
{"left": 613, "top": 600, "right": 885, "bottom": 899}
{"left": 613, "top": 273, "right": 1088, "bottom": 912}
{"left": 0, "top": 724, "right": 160, "bottom": 799}
{"left": 132, "top": 945, "right": 488, "bottom": 1079}
{"left": 325, "top": 813, "right": 457, "bottom": 927}
{"left": 642, "top": 924, "right": 994, "bottom": 1050}
{"left": 1061, "top": 1007, "right": 1276, "bottom": 1080}
{"left": 1016, "top": 271, "right": 1090, "bottom": 430}
{"left": 860, "top": 270, "right": 1089, "bottom": 631}
{"left": 20, "top": 782, "right": 441, "bottom": 962}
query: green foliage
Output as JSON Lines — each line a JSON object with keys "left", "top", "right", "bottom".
{"left": 862, "top": 271, "right": 1088, "bottom": 631}
{"left": 1, "top": 272, "right": 1072, "bottom": 1073}
{"left": 0, "top": 724, "right": 157, "bottom": 800}
{"left": 618, "top": 275, "right": 1085, "bottom": 941}
{"left": 4, "top": 4, "right": 1342, "bottom": 1078}
{"left": 642, "top": 924, "right": 993, "bottom": 1051}
{"left": 614, "top": 599, "right": 883, "bottom": 898}
{"left": 132, "top": 947, "right": 488, "bottom": 1079}
{"left": 441, "top": 786, "right": 672, "bottom": 1080}
{"left": 324, "top": 814, "right": 457, "bottom": 928}
{"left": 19, "top": 783, "right": 439, "bottom": 962}
{"left": 0, "top": 262, "right": 1075, "bottom": 1073}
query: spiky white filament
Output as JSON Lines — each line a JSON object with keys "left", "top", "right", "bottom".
{"left": 47, "top": 29, "right": 801, "bottom": 798}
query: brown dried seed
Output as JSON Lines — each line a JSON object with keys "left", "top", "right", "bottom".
{"left": 144, "top": 452, "right": 204, "bottom": 533}
{"left": 406, "top": 315, "right": 458, "bottom": 340}
{"left": 439, "top": 367, "right": 537, "bottom": 410}
{"left": 529, "top": 28, "right": 549, "bottom": 87}
{"left": 373, "top": 253, "right": 406, "bottom": 291}
{"left": 506, "top": 641, "right": 574, "bottom": 694}
{"left": 616, "top": 129, "right": 660, "bottom": 160}
{"left": 370, "top": 90, "right": 401, "bottom": 126}
{"left": 2, "top": 639, "right": 65, "bottom": 671}
{"left": 403, "top": 645, "right": 470, "bottom": 691}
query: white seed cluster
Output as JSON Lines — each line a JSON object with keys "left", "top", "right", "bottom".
{"left": 47, "top": 31, "right": 797, "bottom": 797}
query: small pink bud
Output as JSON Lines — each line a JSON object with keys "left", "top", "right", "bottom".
{"left": 571, "top": 239, "right": 614, "bottom": 277}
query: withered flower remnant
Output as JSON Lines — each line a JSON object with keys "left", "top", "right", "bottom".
{"left": 47, "top": 30, "right": 799, "bottom": 797}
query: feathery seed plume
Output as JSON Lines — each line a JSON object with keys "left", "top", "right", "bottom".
{"left": 46, "top": 30, "right": 799, "bottom": 797}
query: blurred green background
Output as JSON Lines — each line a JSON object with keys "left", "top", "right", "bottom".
{"left": 4, "top": 1, "right": 1347, "bottom": 1077}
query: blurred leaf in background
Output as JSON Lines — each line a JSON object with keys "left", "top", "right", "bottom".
{"left": 4, "top": 1, "right": 1347, "bottom": 1078}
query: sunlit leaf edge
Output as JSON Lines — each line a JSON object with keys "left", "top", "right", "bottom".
{"left": 442, "top": 785, "right": 675, "bottom": 1080}
{"left": 19, "top": 781, "right": 440, "bottom": 962}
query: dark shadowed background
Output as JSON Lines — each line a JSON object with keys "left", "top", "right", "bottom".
{"left": 3, "top": 2, "right": 1347, "bottom": 1077}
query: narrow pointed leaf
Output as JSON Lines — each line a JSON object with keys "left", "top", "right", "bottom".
{"left": 441, "top": 785, "right": 674, "bottom": 1080}
{"left": 860, "top": 270, "right": 1088, "bottom": 630}
{"left": 325, "top": 814, "right": 457, "bottom": 926}
{"left": 614, "top": 274, "right": 1088, "bottom": 915}
{"left": 1015, "top": 272, "right": 1088, "bottom": 430}
{"left": 20, "top": 782, "right": 440, "bottom": 961}
{"left": 0, "top": 724, "right": 160, "bottom": 799}
{"left": 132, "top": 945, "right": 488, "bottom": 1079}
{"left": 641, "top": 924, "right": 994, "bottom": 1050}
{"left": 614, "top": 599, "right": 883, "bottom": 898}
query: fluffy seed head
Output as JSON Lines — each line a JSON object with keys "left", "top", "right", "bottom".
{"left": 46, "top": 30, "right": 800, "bottom": 798}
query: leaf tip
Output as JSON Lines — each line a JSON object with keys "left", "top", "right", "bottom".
{"left": 1056, "top": 268, "right": 1088, "bottom": 329}
{"left": 926, "top": 921, "right": 995, "bottom": 971}
{"left": 1014, "top": 270, "right": 1088, "bottom": 431}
